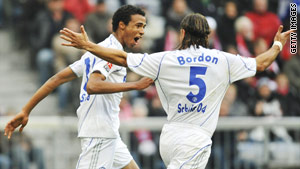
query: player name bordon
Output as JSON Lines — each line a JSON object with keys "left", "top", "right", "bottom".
{"left": 177, "top": 53, "right": 218, "bottom": 65}
{"left": 178, "top": 103, "right": 207, "bottom": 114}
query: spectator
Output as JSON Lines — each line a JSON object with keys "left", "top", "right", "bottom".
{"left": 63, "top": 0, "right": 94, "bottom": 23}
{"left": 84, "top": 0, "right": 112, "bottom": 43}
{"left": 186, "top": 0, "right": 217, "bottom": 17}
{"left": 275, "top": 73, "right": 300, "bottom": 116}
{"left": 217, "top": 0, "right": 238, "bottom": 50}
{"left": 235, "top": 16, "right": 254, "bottom": 58}
{"left": 164, "top": 0, "right": 192, "bottom": 51}
{"left": 119, "top": 93, "right": 134, "bottom": 120}
{"left": 0, "top": 133, "right": 10, "bottom": 169}
{"left": 30, "top": 0, "right": 73, "bottom": 83}
{"left": 137, "top": 5, "right": 165, "bottom": 53}
{"left": 52, "top": 17, "right": 82, "bottom": 112}
{"left": 245, "top": 0, "right": 281, "bottom": 47}
{"left": 283, "top": 42, "right": 300, "bottom": 97}
{"left": 253, "top": 38, "right": 280, "bottom": 78}
{"left": 253, "top": 77, "right": 280, "bottom": 117}
{"left": 125, "top": 0, "right": 162, "bottom": 16}
{"left": 146, "top": 85, "right": 166, "bottom": 117}
{"left": 119, "top": 96, "right": 157, "bottom": 166}
{"left": 209, "top": 87, "right": 241, "bottom": 169}
{"left": 222, "top": 84, "right": 249, "bottom": 116}
{"left": 225, "top": 44, "right": 238, "bottom": 55}
{"left": 206, "top": 16, "right": 221, "bottom": 50}
{"left": 166, "top": 0, "right": 192, "bottom": 31}
{"left": 0, "top": 0, "right": 3, "bottom": 28}
{"left": 10, "top": 133, "right": 45, "bottom": 169}
{"left": 10, "top": 0, "right": 45, "bottom": 49}
{"left": 250, "top": 77, "right": 292, "bottom": 142}
{"left": 132, "top": 99, "right": 157, "bottom": 157}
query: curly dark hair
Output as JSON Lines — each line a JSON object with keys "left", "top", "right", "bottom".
{"left": 178, "top": 13, "right": 211, "bottom": 49}
{"left": 112, "top": 5, "right": 145, "bottom": 32}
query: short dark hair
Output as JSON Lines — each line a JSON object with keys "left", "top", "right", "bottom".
{"left": 112, "top": 5, "right": 145, "bottom": 32}
{"left": 178, "top": 13, "right": 210, "bottom": 49}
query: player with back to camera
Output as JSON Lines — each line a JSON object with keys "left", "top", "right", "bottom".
{"left": 59, "top": 13, "right": 294, "bottom": 169}
{"left": 4, "top": 5, "right": 153, "bottom": 169}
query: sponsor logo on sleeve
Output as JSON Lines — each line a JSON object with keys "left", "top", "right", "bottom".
{"left": 103, "top": 62, "right": 113, "bottom": 72}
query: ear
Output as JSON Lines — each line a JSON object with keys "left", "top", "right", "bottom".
{"left": 119, "top": 21, "right": 126, "bottom": 30}
{"left": 180, "top": 29, "right": 185, "bottom": 41}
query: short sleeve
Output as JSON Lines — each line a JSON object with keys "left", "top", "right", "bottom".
{"left": 69, "top": 57, "right": 84, "bottom": 77}
{"left": 92, "top": 57, "right": 123, "bottom": 78}
{"left": 222, "top": 52, "right": 257, "bottom": 83}
{"left": 92, "top": 60, "right": 111, "bottom": 77}
{"left": 127, "top": 51, "right": 168, "bottom": 79}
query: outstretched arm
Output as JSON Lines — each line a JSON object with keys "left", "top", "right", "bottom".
{"left": 4, "top": 67, "right": 77, "bottom": 139}
{"left": 60, "top": 26, "right": 128, "bottom": 67}
{"left": 255, "top": 25, "right": 294, "bottom": 72}
{"left": 86, "top": 72, "right": 154, "bottom": 94}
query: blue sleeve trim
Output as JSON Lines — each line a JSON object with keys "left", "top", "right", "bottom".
{"left": 154, "top": 53, "right": 167, "bottom": 81}
{"left": 128, "top": 53, "right": 147, "bottom": 68}
{"left": 157, "top": 79, "right": 169, "bottom": 111}
{"left": 220, "top": 51, "right": 231, "bottom": 84}
{"left": 238, "top": 55, "right": 256, "bottom": 72}
{"left": 109, "top": 36, "right": 113, "bottom": 46}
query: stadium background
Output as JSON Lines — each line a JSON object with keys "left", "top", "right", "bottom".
{"left": 0, "top": 0, "right": 299, "bottom": 169}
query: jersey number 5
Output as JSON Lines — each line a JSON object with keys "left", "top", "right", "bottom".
{"left": 186, "top": 66, "right": 207, "bottom": 103}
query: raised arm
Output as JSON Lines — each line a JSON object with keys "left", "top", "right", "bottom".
{"left": 255, "top": 25, "right": 294, "bottom": 72}
{"left": 60, "top": 26, "right": 128, "bottom": 67}
{"left": 4, "top": 67, "right": 77, "bottom": 139}
{"left": 86, "top": 72, "right": 153, "bottom": 94}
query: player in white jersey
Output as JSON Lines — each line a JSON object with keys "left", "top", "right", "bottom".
{"left": 5, "top": 5, "right": 153, "bottom": 169}
{"left": 60, "top": 13, "right": 294, "bottom": 168}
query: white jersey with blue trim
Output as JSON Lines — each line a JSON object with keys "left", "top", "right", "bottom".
{"left": 70, "top": 34, "right": 126, "bottom": 138}
{"left": 127, "top": 45, "right": 256, "bottom": 137}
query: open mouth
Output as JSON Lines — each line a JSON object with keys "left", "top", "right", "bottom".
{"left": 134, "top": 37, "right": 140, "bottom": 43}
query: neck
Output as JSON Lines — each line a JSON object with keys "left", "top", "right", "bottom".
{"left": 112, "top": 31, "right": 125, "bottom": 47}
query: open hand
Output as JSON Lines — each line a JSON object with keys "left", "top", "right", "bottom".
{"left": 274, "top": 25, "right": 295, "bottom": 47}
{"left": 60, "top": 25, "right": 90, "bottom": 50}
{"left": 4, "top": 111, "right": 29, "bottom": 139}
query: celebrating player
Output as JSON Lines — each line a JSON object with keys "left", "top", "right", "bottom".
{"left": 5, "top": 5, "right": 153, "bottom": 169}
{"left": 60, "top": 13, "right": 293, "bottom": 168}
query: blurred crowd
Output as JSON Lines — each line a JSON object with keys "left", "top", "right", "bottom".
{"left": 0, "top": 0, "right": 300, "bottom": 168}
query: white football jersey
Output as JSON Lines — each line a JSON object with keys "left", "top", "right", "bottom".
{"left": 127, "top": 45, "right": 256, "bottom": 137}
{"left": 70, "top": 34, "right": 126, "bottom": 138}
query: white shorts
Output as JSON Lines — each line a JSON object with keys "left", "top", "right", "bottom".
{"left": 76, "top": 137, "right": 133, "bottom": 169}
{"left": 159, "top": 122, "right": 212, "bottom": 169}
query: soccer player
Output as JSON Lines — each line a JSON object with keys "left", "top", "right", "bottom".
{"left": 4, "top": 5, "right": 153, "bottom": 169}
{"left": 59, "top": 13, "right": 294, "bottom": 168}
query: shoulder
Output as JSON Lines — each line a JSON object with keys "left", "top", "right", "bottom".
{"left": 97, "top": 36, "right": 111, "bottom": 47}
{"left": 244, "top": 12, "right": 255, "bottom": 18}
{"left": 86, "top": 13, "right": 97, "bottom": 21}
{"left": 36, "top": 10, "right": 51, "bottom": 20}
{"left": 266, "top": 12, "right": 280, "bottom": 20}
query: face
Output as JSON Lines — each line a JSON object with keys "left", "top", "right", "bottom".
{"left": 225, "top": 2, "right": 237, "bottom": 19}
{"left": 254, "top": 0, "right": 267, "bottom": 14}
{"left": 48, "top": 0, "right": 64, "bottom": 12}
{"left": 122, "top": 14, "right": 146, "bottom": 48}
{"left": 259, "top": 85, "right": 271, "bottom": 99}
{"left": 173, "top": 0, "right": 187, "bottom": 14}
